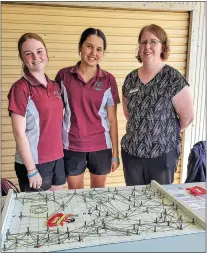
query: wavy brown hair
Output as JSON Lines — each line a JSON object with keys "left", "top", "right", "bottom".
{"left": 136, "top": 24, "right": 170, "bottom": 63}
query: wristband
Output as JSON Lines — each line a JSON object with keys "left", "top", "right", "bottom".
{"left": 27, "top": 169, "right": 39, "bottom": 178}
{"left": 112, "top": 157, "right": 120, "bottom": 162}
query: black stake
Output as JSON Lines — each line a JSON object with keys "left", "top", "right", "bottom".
{"left": 36, "top": 235, "right": 39, "bottom": 247}
{"left": 27, "top": 227, "right": 30, "bottom": 235}
{"left": 67, "top": 227, "right": 70, "bottom": 239}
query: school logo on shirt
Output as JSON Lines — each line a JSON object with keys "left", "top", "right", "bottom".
{"left": 94, "top": 81, "right": 103, "bottom": 91}
{"left": 54, "top": 89, "right": 62, "bottom": 99}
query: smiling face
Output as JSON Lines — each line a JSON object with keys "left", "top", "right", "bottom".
{"left": 79, "top": 35, "right": 104, "bottom": 67}
{"left": 20, "top": 38, "right": 48, "bottom": 73}
{"left": 139, "top": 31, "right": 163, "bottom": 65}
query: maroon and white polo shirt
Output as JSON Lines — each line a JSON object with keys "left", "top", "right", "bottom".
{"left": 55, "top": 62, "right": 120, "bottom": 152}
{"left": 8, "top": 72, "right": 64, "bottom": 164}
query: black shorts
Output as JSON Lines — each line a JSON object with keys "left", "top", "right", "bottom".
{"left": 63, "top": 149, "right": 112, "bottom": 176}
{"left": 15, "top": 158, "right": 66, "bottom": 192}
{"left": 121, "top": 146, "right": 180, "bottom": 186}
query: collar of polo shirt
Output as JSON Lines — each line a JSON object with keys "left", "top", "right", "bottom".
{"left": 23, "top": 71, "right": 51, "bottom": 86}
{"left": 69, "top": 61, "right": 108, "bottom": 78}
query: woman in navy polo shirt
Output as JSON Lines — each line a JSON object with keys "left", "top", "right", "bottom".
{"left": 8, "top": 33, "right": 66, "bottom": 192}
{"left": 56, "top": 28, "right": 120, "bottom": 189}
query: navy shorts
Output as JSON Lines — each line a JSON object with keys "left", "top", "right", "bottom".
{"left": 121, "top": 146, "right": 180, "bottom": 186}
{"left": 15, "top": 158, "right": 66, "bottom": 192}
{"left": 63, "top": 149, "right": 112, "bottom": 176}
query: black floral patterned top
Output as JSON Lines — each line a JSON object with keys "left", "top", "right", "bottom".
{"left": 121, "top": 64, "right": 189, "bottom": 158}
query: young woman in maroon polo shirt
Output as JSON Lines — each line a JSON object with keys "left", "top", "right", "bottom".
{"left": 56, "top": 28, "right": 120, "bottom": 189}
{"left": 8, "top": 33, "right": 66, "bottom": 192}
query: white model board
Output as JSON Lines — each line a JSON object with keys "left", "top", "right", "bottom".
{"left": 1, "top": 181, "right": 205, "bottom": 252}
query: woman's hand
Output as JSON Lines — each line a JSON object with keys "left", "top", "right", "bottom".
{"left": 111, "top": 158, "right": 120, "bottom": 172}
{"left": 28, "top": 170, "right": 42, "bottom": 189}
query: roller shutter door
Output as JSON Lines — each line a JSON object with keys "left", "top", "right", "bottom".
{"left": 2, "top": 3, "right": 189, "bottom": 188}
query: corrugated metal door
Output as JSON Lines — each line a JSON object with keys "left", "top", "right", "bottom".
{"left": 2, "top": 3, "right": 189, "bottom": 188}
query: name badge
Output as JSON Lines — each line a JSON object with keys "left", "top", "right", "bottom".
{"left": 129, "top": 88, "right": 139, "bottom": 94}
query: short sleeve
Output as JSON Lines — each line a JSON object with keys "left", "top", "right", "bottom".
{"left": 171, "top": 69, "right": 189, "bottom": 97}
{"left": 122, "top": 72, "right": 132, "bottom": 98}
{"left": 109, "top": 74, "right": 120, "bottom": 104}
{"left": 8, "top": 83, "right": 29, "bottom": 117}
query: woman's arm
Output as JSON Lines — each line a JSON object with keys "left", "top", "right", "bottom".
{"left": 11, "top": 112, "right": 42, "bottom": 189}
{"left": 122, "top": 95, "right": 129, "bottom": 120}
{"left": 172, "top": 86, "right": 194, "bottom": 132}
{"left": 107, "top": 105, "right": 119, "bottom": 172}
